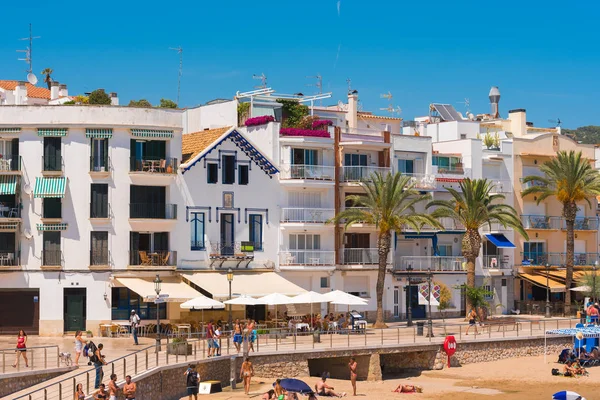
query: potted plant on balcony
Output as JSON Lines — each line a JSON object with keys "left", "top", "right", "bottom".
{"left": 167, "top": 337, "right": 192, "bottom": 355}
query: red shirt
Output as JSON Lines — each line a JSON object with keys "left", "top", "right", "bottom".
{"left": 206, "top": 323, "right": 214, "bottom": 339}
{"left": 17, "top": 336, "right": 25, "bottom": 348}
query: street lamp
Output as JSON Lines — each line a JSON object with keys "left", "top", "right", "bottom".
{"left": 227, "top": 268, "right": 234, "bottom": 331}
{"left": 545, "top": 263, "right": 551, "bottom": 318}
{"left": 154, "top": 274, "right": 162, "bottom": 351}
{"left": 405, "top": 266, "right": 414, "bottom": 327}
{"left": 426, "top": 268, "right": 434, "bottom": 338}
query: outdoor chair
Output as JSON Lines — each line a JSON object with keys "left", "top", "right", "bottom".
{"left": 161, "top": 252, "right": 170, "bottom": 266}
{"left": 118, "top": 325, "right": 129, "bottom": 337}
{"left": 139, "top": 251, "right": 151, "bottom": 266}
{"left": 8, "top": 208, "right": 18, "bottom": 218}
{"left": 159, "top": 159, "right": 166, "bottom": 172}
{"left": 109, "top": 324, "right": 119, "bottom": 338}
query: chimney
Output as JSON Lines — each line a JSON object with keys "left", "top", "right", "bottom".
{"left": 50, "top": 81, "right": 60, "bottom": 100}
{"left": 347, "top": 90, "right": 358, "bottom": 129}
{"left": 59, "top": 84, "right": 68, "bottom": 98}
{"left": 110, "top": 92, "right": 119, "bottom": 106}
{"left": 14, "top": 81, "right": 27, "bottom": 105}
{"left": 489, "top": 86, "right": 501, "bottom": 118}
{"left": 508, "top": 109, "right": 527, "bottom": 138}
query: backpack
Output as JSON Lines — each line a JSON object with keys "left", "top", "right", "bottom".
{"left": 87, "top": 341, "right": 98, "bottom": 362}
{"left": 551, "top": 368, "right": 561, "bottom": 376}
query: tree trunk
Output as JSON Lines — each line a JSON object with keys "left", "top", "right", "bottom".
{"left": 462, "top": 229, "right": 481, "bottom": 317}
{"left": 374, "top": 231, "right": 391, "bottom": 328}
{"left": 564, "top": 202, "right": 577, "bottom": 317}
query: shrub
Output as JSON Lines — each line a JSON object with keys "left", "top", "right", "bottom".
{"left": 245, "top": 115, "right": 275, "bottom": 127}
{"left": 312, "top": 119, "right": 334, "bottom": 129}
{"left": 280, "top": 128, "right": 330, "bottom": 138}
{"left": 88, "top": 89, "right": 112, "bottom": 105}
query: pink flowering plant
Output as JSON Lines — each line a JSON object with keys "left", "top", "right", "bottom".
{"left": 245, "top": 115, "right": 275, "bottom": 127}
{"left": 280, "top": 128, "right": 330, "bottom": 138}
{"left": 312, "top": 119, "right": 334, "bottom": 129}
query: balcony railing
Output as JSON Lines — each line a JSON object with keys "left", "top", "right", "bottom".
{"left": 0, "top": 205, "right": 20, "bottom": 219}
{"left": 280, "top": 164, "right": 335, "bottom": 181}
{"left": 0, "top": 251, "right": 19, "bottom": 266}
{"left": 279, "top": 250, "right": 335, "bottom": 266}
{"left": 129, "top": 250, "right": 177, "bottom": 266}
{"left": 563, "top": 217, "right": 600, "bottom": 231}
{"left": 0, "top": 155, "right": 21, "bottom": 172}
{"left": 395, "top": 256, "right": 466, "bottom": 272}
{"left": 209, "top": 242, "right": 259, "bottom": 257}
{"left": 191, "top": 240, "right": 205, "bottom": 251}
{"left": 90, "top": 155, "right": 110, "bottom": 173}
{"left": 342, "top": 207, "right": 371, "bottom": 224}
{"left": 402, "top": 173, "right": 436, "bottom": 190}
{"left": 489, "top": 179, "right": 512, "bottom": 193}
{"left": 343, "top": 248, "right": 380, "bottom": 265}
{"left": 42, "top": 250, "right": 62, "bottom": 266}
{"left": 520, "top": 252, "right": 600, "bottom": 266}
{"left": 90, "top": 203, "right": 111, "bottom": 219}
{"left": 482, "top": 255, "right": 511, "bottom": 269}
{"left": 340, "top": 166, "right": 391, "bottom": 182}
{"left": 435, "top": 165, "right": 464, "bottom": 175}
{"left": 90, "top": 249, "right": 110, "bottom": 266}
{"left": 129, "top": 203, "right": 177, "bottom": 219}
{"left": 521, "top": 215, "right": 561, "bottom": 230}
{"left": 130, "top": 157, "right": 178, "bottom": 174}
{"left": 42, "top": 155, "right": 63, "bottom": 172}
{"left": 520, "top": 178, "right": 547, "bottom": 189}
{"left": 281, "top": 208, "right": 334, "bottom": 223}
{"left": 341, "top": 127, "right": 386, "bottom": 141}
{"left": 403, "top": 217, "right": 464, "bottom": 232}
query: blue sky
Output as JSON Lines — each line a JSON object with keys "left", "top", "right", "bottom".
{"left": 1, "top": 0, "right": 599, "bottom": 128}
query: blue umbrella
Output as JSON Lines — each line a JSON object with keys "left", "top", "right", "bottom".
{"left": 552, "top": 390, "right": 586, "bottom": 400}
{"left": 275, "top": 378, "right": 313, "bottom": 394}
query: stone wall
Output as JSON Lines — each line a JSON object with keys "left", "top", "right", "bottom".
{"left": 381, "top": 350, "right": 438, "bottom": 374}
{"left": 308, "top": 355, "right": 370, "bottom": 380}
{"left": 0, "top": 366, "right": 75, "bottom": 398}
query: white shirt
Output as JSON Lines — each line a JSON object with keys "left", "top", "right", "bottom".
{"left": 130, "top": 314, "right": 140, "bottom": 327}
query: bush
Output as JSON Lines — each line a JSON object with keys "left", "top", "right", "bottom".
{"left": 88, "top": 89, "right": 112, "bottom": 105}
{"left": 159, "top": 98, "right": 177, "bottom": 109}
{"left": 245, "top": 115, "right": 275, "bottom": 127}
{"left": 129, "top": 99, "right": 152, "bottom": 108}
{"left": 280, "top": 128, "right": 330, "bottom": 138}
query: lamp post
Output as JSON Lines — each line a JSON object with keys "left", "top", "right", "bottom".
{"left": 227, "top": 268, "right": 234, "bottom": 331}
{"left": 426, "top": 268, "right": 434, "bottom": 338}
{"left": 154, "top": 274, "right": 162, "bottom": 351}
{"left": 545, "top": 263, "right": 551, "bottom": 318}
{"left": 405, "top": 266, "right": 413, "bottom": 327}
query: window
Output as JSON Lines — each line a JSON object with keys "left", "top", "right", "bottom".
{"left": 129, "top": 139, "right": 166, "bottom": 172}
{"left": 190, "top": 213, "right": 205, "bottom": 250}
{"left": 91, "top": 184, "right": 108, "bottom": 218}
{"left": 460, "top": 134, "right": 467, "bottom": 140}
{"left": 437, "top": 245, "right": 453, "bottom": 257}
{"left": 249, "top": 214, "right": 263, "bottom": 251}
{"left": 111, "top": 287, "right": 166, "bottom": 320}
{"left": 43, "top": 231, "right": 61, "bottom": 266}
{"left": 397, "top": 159, "right": 414, "bottom": 174}
{"left": 207, "top": 163, "right": 218, "bottom": 184}
{"left": 43, "top": 137, "right": 61, "bottom": 172}
{"left": 292, "top": 148, "right": 318, "bottom": 165}
{"left": 239, "top": 165, "right": 249, "bottom": 185}
{"left": 43, "top": 198, "right": 62, "bottom": 219}
{"left": 130, "top": 185, "right": 167, "bottom": 219}
{"left": 344, "top": 153, "right": 367, "bottom": 166}
{"left": 222, "top": 155, "right": 235, "bottom": 184}
{"left": 320, "top": 277, "right": 330, "bottom": 288}
{"left": 91, "top": 138, "right": 109, "bottom": 172}
{"left": 523, "top": 242, "right": 545, "bottom": 264}
{"left": 483, "top": 285, "right": 493, "bottom": 300}
{"left": 90, "top": 231, "right": 109, "bottom": 265}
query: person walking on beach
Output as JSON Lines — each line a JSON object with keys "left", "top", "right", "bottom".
{"left": 184, "top": 364, "right": 200, "bottom": 400}
{"left": 465, "top": 309, "right": 478, "bottom": 335}
{"left": 349, "top": 357, "right": 358, "bottom": 396}
{"left": 240, "top": 357, "right": 254, "bottom": 395}
{"left": 12, "top": 329, "right": 28, "bottom": 368}
{"left": 108, "top": 373, "right": 119, "bottom": 400}
{"left": 123, "top": 375, "right": 137, "bottom": 400}
{"left": 206, "top": 320, "right": 215, "bottom": 357}
{"left": 130, "top": 310, "right": 141, "bottom": 345}
{"left": 74, "top": 331, "right": 86, "bottom": 365}
{"left": 93, "top": 343, "right": 107, "bottom": 389}
{"left": 233, "top": 319, "right": 243, "bottom": 353}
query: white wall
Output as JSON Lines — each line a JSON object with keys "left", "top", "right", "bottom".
{"left": 183, "top": 101, "right": 237, "bottom": 133}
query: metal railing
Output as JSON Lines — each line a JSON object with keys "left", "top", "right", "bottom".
{"left": 520, "top": 252, "right": 600, "bottom": 266}
{"left": 520, "top": 178, "right": 547, "bottom": 189}
{"left": 90, "top": 202, "right": 110, "bottom": 219}
{"left": 402, "top": 173, "right": 436, "bottom": 190}
{"left": 342, "top": 207, "right": 371, "bottom": 224}
{"left": 340, "top": 166, "right": 391, "bottom": 182}
{"left": 342, "top": 248, "right": 379, "bottom": 264}
{"left": 435, "top": 165, "right": 464, "bottom": 175}
{"left": 0, "top": 345, "right": 59, "bottom": 374}
{"left": 480, "top": 222, "right": 511, "bottom": 232}
{"left": 563, "top": 217, "right": 599, "bottom": 231}
{"left": 521, "top": 215, "right": 561, "bottom": 230}
{"left": 42, "top": 250, "right": 62, "bottom": 266}
{"left": 129, "top": 203, "right": 177, "bottom": 219}
{"left": 209, "top": 241, "right": 261, "bottom": 257}
{"left": 190, "top": 240, "right": 205, "bottom": 251}
{"left": 129, "top": 250, "right": 177, "bottom": 266}
{"left": 0, "top": 250, "right": 20, "bottom": 266}
{"left": 279, "top": 164, "right": 335, "bottom": 181}
{"left": 489, "top": 179, "right": 512, "bottom": 193}
{"left": 0, "top": 155, "right": 22, "bottom": 172}
{"left": 89, "top": 155, "right": 110, "bottom": 173}
{"left": 0, "top": 204, "right": 21, "bottom": 218}
{"left": 129, "top": 157, "right": 178, "bottom": 174}
{"left": 395, "top": 256, "right": 466, "bottom": 272}
{"left": 90, "top": 249, "right": 110, "bottom": 266}
{"left": 279, "top": 250, "right": 335, "bottom": 266}
{"left": 406, "top": 217, "right": 465, "bottom": 232}
{"left": 42, "top": 155, "right": 63, "bottom": 172}
{"left": 281, "top": 208, "right": 334, "bottom": 223}
{"left": 482, "top": 255, "right": 511, "bottom": 269}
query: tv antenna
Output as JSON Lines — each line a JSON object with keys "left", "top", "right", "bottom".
{"left": 306, "top": 74, "right": 323, "bottom": 105}
{"left": 169, "top": 46, "right": 183, "bottom": 106}
{"left": 253, "top": 73, "right": 267, "bottom": 89}
{"left": 346, "top": 78, "right": 352, "bottom": 93}
{"left": 380, "top": 91, "right": 400, "bottom": 116}
{"left": 17, "top": 23, "right": 40, "bottom": 75}
{"left": 548, "top": 118, "right": 562, "bottom": 127}
{"left": 458, "top": 98, "right": 471, "bottom": 113}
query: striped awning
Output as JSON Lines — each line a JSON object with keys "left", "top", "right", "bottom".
{"left": 0, "top": 222, "right": 18, "bottom": 231}
{"left": 34, "top": 177, "right": 66, "bottom": 198}
{"left": 130, "top": 129, "right": 174, "bottom": 139}
{"left": 37, "top": 128, "right": 68, "bottom": 137}
{"left": 85, "top": 128, "right": 113, "bottom": 139}
{"left": 0, "top": 176, "right": 17, "bottom": 195}
{"left": 0, "top": 128, "right": 21, "bottom": 133}
{"left": 36, "top": 223, "right": 68, "bottom": 231}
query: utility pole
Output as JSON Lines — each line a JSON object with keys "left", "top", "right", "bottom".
{"left": 169, "top": 46, "right": 183, "bottom": 106}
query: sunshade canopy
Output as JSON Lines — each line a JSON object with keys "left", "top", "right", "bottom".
{"left": 115, "top": 277, "right": 201, "bottom": 302}
{"left": 276, "top": 379, "right": 313, "bottom": 395}
{"left": 484, "top": 233, "right": 515, "bottom": 248}
{"left": 323, "top": 290, "right": 368, "bottom": 306}
{"left": 256, "top": 293, "right": 294, "bottom": 305}
{"left": 546, "top": 327, "right": 600, "bottom": 338}
{"left": 34, "top": 177, "right": 66, "bottom": 198}
{"left": 223, "top": 295, "right": 260, "bottom": 305}
{"left": 180, "top": 296, "right": 225, "bottom": 310}
{"left": 519, "top": 273, "right": 566, "bottom": 293}
{"left": 0, "top": 176, "right": 17, "bottom": 195}
{"left": 571, "top": 285, "right": 591, "bottom": 292}
{"left": 290, "top": 291, "right": 331, "bottom": 304}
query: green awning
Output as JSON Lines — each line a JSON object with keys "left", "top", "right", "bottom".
{"left": 38, "top": 128, "right": 68, "bottom": 137}
{"left": 0, "top": 176, "right": 17, "bottom": 195}
{"left": 36, "top": 223, "right": 68, "bottom": 231}
{"left": 34, "top": 177, "right": 66, "bottom": 198}
{"left": 85, "top": 128, "right": 113, "bottom": 139}
{"left": 130, "top": 129, "right": 174, "bottom": 139}
{"left": 0, "top": 128, "right": 21, "bottom": 133}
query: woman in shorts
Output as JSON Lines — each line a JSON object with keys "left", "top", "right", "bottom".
{"left": 12, "top": 329, "right": 28, "bottom": 368}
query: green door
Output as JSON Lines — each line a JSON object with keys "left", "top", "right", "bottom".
{"left": 64, "top": 288, "right": 86, "bottom": 332}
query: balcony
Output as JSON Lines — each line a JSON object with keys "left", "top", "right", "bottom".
{"left": 0, "top": 156, "right": 21, "bottom": 173}
{"left": 280, "top": 164, "right": 335, "bottom": 181}
{"left": 0, "top": 251, "right": 20, "bottom": 267}
{"left": 279, "top": 250, "right": 335, "bottom": 266}
{"left": 281, "top": 208, "right": 335, "bottom": 224}
{"left": 521, "top": 252, "right": 599, "bottom": 266}
{"left": 340, "top": 127, "right": 387, "bottom": 143}
{"left": 130, "top": 157, "right": 178, "bottom": 174}
{"left": 90, "top": 249, "right": 110, "bottom": 267}
{"left": 403, "top": 173, "right": 436, "bottom": 190}
{"left": 90, "top": 155, "right": 111, "bottom": 175}
{"left": 129, "top": 203, "right": 177, "bottom": 219}
{"left": 209, "top": 242, "right": 256, "bottom": 268}
{"left": 129, "top": 250, "right": 177, "bottom": 268}
{"left": 521, "top": 215, "right": 561, "bottom": 230}
{"left": 435, "top": 165, "right": 464, "bottom": 175}
{"left": 42, "top": 250, "right": 62, "bottom": 267}
{"left": 482, "top": 255, "right": 511, "bottom": 269}
{"left": 563, "top": 217, "right": 599, "bottom": 231}
{"left": 409, "top": 217, "right": 464, "bottom": 232}
{"left": 0, "top": 204, "right": 20, "bottom": 219}
{"left": 489, "top": 179, "right": 512, "bottom": 193}
{"left": 342, "top": 248, "right": 379, "bottom": 265}
{"left": 42, "top": 155, "right": 63, "bottom": 174}
{"left": 340, "top": 166, "right": 391, "bottom": 182}
{"left": 395, "top": 256, "right": 466, "bottom": 272}
{"left": 520, "top": 178, "right": 547, "bottom": 190}
{"left": 90, "top": 203, "right": 111, "bottom": 220}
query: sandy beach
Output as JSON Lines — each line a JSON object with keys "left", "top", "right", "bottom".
{"left": 182, "top": 355, "right": 600, "bottom": 399}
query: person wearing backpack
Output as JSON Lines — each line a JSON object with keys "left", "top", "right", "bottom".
{"left": 184, "top": 364, "right": 200, "bottom": 400}
{"left": 130, "top": 310, "right": 141, "bottom": 345}
{"left": 92, "top": 343, "right": 107, "bottom": 389}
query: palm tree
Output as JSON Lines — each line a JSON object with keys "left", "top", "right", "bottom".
{"left": 41, "top": 68, "right": 53, "bottom": 89}
{"left": 522, "top": 150, "right": 600, "bottom": 315}
{"left": 330, "top": 172, "right": 440, "bottom": 328}
{"left": 427, "top": 178, "right": 527, "bottom": 313}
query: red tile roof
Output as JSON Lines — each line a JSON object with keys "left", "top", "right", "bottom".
{"left": 0, "top": 80, "right": 51, "bottom": 99}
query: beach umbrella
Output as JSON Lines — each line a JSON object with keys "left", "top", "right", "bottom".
{"left": 180, "top": 296, "right": 225, "bottom": 329}
{"left": 324, "top": 290, "right": 368, "bottom": 324}
{"left": 275, "top": 378, "right": 313, "bottom": 394}
{"left": 224, "top": 295, "right": 260, "bottom": 322}
{"left": 552, "top": 390, "right": 586, "bottom": 400}
{"left": 256, "top": 293, "right": 294, "bottom": 328}
{"left": 290, "top": 291, "right": 331, "bottom": 330}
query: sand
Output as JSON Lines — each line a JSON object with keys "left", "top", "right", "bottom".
{"left": 182, "top": 355, "right": 600, "bottom": 399}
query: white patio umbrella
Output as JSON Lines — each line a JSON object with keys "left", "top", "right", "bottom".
{"left": 324, "top": 290, "right": 368, "bottom": 328}
{"left": 571, "top": 285, "right": 591, "bottom": 292}
{"left": 224, "top": 295, "right": 260, "bottom": 321}
{"left": 256, "top": 293, "right": 294, "bottom": 328}
{"left": 180, "top": 296, "right": 225, "bottom": 330}
{"left": 290, "top": 291, "right": 332, "bottom": 330}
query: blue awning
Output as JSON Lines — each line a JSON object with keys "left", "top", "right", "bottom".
{"left": 403, "top": 233, "right": 435, "bottom": 239}
{"left": 485, "top": 233, "right": 515, "bottom": 248}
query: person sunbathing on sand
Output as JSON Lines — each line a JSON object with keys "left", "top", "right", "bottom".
{"left": 315, "top": 374, "right": 346, "bottom": 397}
{"left": 393, "top": 384, "right": 423, "bottom": 393}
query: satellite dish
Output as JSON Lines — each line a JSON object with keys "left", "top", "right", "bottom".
{"left": 23, "top": 229, "right": 33, "bottom": 240}
{"left": 23, "top": 184, "right": 32, "bottom": 196}
{"left": 27, "top": 73, "right": 38, "bottom": 85}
